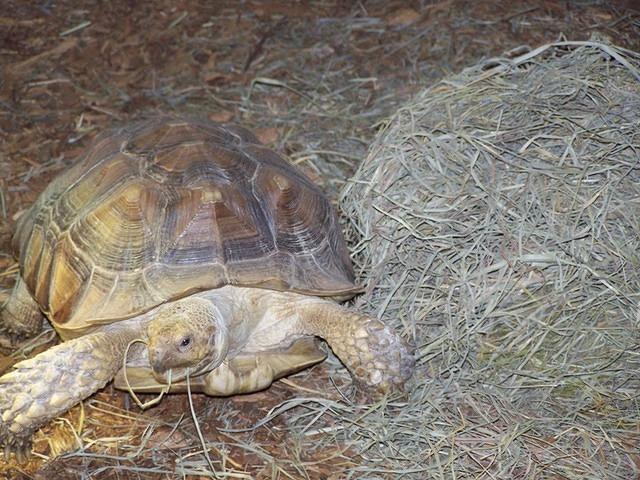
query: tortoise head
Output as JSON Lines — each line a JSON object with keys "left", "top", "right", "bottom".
{"left": 146, "top": 297, "right": 228, "bottom": 382}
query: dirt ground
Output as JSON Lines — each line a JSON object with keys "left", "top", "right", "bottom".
{"left": 1, "top": 1, "right": 639, "bottom": 479}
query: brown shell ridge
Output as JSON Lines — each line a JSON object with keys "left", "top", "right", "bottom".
{"left": 47, "top": 134, "right": 129, "bottom": 221}
{"left": 248, "top": 166, "right": 278, "bottom": 246}
{"left": 20, "top": 208, "right": 61, "bottom": 296}
{"left": 309, "top": 240, "right": 341, "bottom": 278}
{"left": 64, "top": 265, "right": 168, "bottom": 328}
{"left": 85, "top": 270, "right": 120, "bottom": 324}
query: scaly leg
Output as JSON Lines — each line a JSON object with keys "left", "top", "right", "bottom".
{"left": 0, "top": 278, "right": 45, "bottom": 351}
{"left": 0, "top": 320, "right": 143, "bottom": 461}
{"left": 292, "top": 296, "right": 414, "bottom": 397}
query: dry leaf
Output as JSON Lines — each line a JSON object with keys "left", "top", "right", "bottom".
{"left": 254, "top": 127, "right": 280, "bottom": 145}
{"left": 208, "top": 110, "right": 234, "bottom": 123}
{"left": 386, "top": 8, "right": 420, "bottom": 27}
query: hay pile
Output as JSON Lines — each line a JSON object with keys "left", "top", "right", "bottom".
{"left": 335, "top": 42, "right": 640, "bottom": 478}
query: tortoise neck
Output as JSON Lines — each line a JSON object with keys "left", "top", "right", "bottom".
{"left": 191, "top": 287, "right": 254, "bottom": 354}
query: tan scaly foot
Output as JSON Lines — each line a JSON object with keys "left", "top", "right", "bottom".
{"left": 260, "top": 291, "right": 415, "bottom": 398}
{"left": 0, "top": 320, "right": 143, "bottom": 460}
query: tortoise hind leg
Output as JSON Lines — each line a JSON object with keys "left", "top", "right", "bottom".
{"left": 0, "top": 278, "right": 45, "bottom": 351}
{"left": 0, "top": 320, "right": 142, "bottom": 461}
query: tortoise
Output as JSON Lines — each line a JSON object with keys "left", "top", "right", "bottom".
{"left": 0, "top": 117, "right": 414, "bottom": 460}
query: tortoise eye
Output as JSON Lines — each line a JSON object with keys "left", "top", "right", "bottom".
{"left": 179, "top": 336, "right": 192, "bottom": 349}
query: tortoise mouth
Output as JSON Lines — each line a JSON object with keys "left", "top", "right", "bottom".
{"left": 148, "top": 345, "right": 228, "bottom": 382}
{"left": 151, "top": 353, "right": 226, "bottom": 384}
{"left": 152, "top": 366, "right": 189, "bottom": 384}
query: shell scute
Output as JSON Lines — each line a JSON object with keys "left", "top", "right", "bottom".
{"left": 125, "top": 121, "right": 233, "bottom": 155}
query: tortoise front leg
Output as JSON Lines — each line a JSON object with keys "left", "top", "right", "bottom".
{"left": 0, "top": 321, "right": 142, "bottom": 461}
{"left": 0, "top": 278, "right": 45, "bottom": 351}
{"left": 292, "top": 298, "right": 415, "bottom": 397}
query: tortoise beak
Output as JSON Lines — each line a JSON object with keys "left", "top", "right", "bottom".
{"left": 149, "top": 347, "right": 169, "bottom": 374}
{"left": 149, "top": 351, "right": 176, "bottom": 385}
{"left": 151, "top": 357, "right": 165, "bottom": 374}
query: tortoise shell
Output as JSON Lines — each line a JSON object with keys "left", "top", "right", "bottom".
{"left": 13, "top": 117, "right": 358, "bottom": 338}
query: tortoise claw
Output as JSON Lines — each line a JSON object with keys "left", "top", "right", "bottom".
{"left": 18, "top": 444, "right": 32, "bottom": 464}
{"left": 0, "top": 419, "right": 33, "bottom": 463}
{"left": 350, "top": 319, "right": 416, "bottom": 398}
